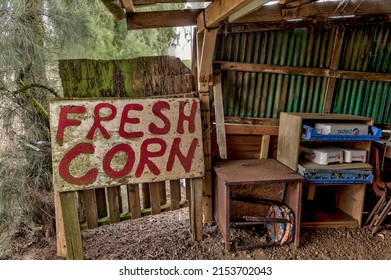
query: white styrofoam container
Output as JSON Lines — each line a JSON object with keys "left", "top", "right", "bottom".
{"left": 315, "top": 123, "right": 369, "bottom": 136}
{"left": 300, "top": 147, "right": 344, "bottom": 165}
{"left": 337, "top": 148, "right": 367, "bottom": 163}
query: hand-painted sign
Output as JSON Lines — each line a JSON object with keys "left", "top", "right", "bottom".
{"left": 50, "top": 98, "right": 205, "bottom": 192}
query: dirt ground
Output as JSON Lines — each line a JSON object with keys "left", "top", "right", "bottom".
{"left": 8, "top": 208, "right": 391, "bottom": 260}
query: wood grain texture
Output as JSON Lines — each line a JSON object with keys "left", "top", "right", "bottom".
{"left": 149, "top": 182, "right": 162, "bottom": 215}
{"left": 190, "top": 178, "right": 203, "bottom": 241}
{"left": 95, "top": 188, "right": 108, "bottom": 219}
{"left": 107, "top": 186, "right": 121, "bottom": 223}
{"left": 83, "top": 189, "right": 99, "bottom": 229}
{"left": 169, "top": 180, "right": 181, "bottom": 210}
{"left": 50, "top": 98, "right": 204, "bottom": 192}
{"left": 127, "top": 184, "right": 141, "bottom": 219}
{"left": 127, "top": 9, "right": 203, "bottom": 30}
{"left": 54, "top": 191, "right": 67, "bottom": 258}
{"left": 60, "top": 192, "right": 83, "bottom": 260}
{"left": 213, "top": 72, "right": 227, "bottom": 159}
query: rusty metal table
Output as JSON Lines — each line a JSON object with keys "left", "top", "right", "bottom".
{"left": 213, "top": 159, "right": 303, "bottom": 251}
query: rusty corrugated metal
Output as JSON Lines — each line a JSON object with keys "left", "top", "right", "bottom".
{"left": 216, "top": 23, "right": 391, "bottom": 123}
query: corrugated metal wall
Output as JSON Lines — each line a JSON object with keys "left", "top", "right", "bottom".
{"left": 215, "top": 23, "right": 391, "bottom": 123}
{"left": 333, "top": 24, "right": 391, "bottom": 123}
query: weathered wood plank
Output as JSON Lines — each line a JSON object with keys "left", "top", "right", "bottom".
{"left": 197, "top": 0, "right": 252, "bottom": 32}
{"left": 95, "top": 188, "right": 108, "bottom": 219}
{"left": 217, "top": 61, "right": 328, "bottom": 77}
{"left": 213, "top": 72, "right": 227, "bottom": 159}
{"left": 127, "top": 184, "right": 141, "bottom": 219}
{"left": 142, "top": 183, "right": 151, "bottom": 208}
{"left": 149, "top": 182, "right": 162, "bottom": 215}
{"left": 169, "top": 180, "right": 181, "bottom": 210}
{"left": 229, "top": 0, "right": 270, "bottom": 23}
{"left": 277, "top": 112, "right": 302, "bottom": 171}
{"left": 224, "top": 123, "right": 279, "bottom": 135}
{"left": 159, "top": 181, "right": 167, "bottom": 205}
{"left": 134, "top": 0, "right": 209, "bottom": 5}
{"left": 107, "top": 186, "right": 121, "bottom": 223}
{"left": 260, "top": 135, "right": 270, "bottom": 159}
{"left": 323, "top": 27, "right": 345, "bottom": 113}
{"left": 127, "top": 9, "right": 203, "bottom": 30}
{"left": 235, "top": 0, "right": 391, "bottom": 23}
{"left": 190, "top": 178, "right": 203, "bottom": 241}
{"left": 83, "top": 189, "right": 99, "bottom": 229}
{"left": 54, "top": 191, "right": 67, "bottom": 258}
{"left": 60, "top": 192, "right": 83, "bottom": 260}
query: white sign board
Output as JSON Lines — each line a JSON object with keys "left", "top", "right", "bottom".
{"left": 50, "top": 98, "right": 205, "bottom": 192}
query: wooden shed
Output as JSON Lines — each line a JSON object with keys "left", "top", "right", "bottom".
{"left": 90, "top": 0, "right": 391, "bottom": 252}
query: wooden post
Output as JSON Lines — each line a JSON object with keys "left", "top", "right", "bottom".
{"left": 60, "top": 191, "right": 83, "bottom": 260}
{"left": 142, "top": 183, "right": 151, "bottom": 208}
{"left": 213, "top": 70, "right": 227, "bottom": 159}
{"left": 190, "top": 178, "right": 203, "bottom": 241}
{"left": 83, "top": 189, "right": 99, "bottom": 229}
{"left": 149, "top": 182, "right": 161, "bottom": 215}
{"left": 260, "top": 135, "right": 270, "bottom": 159}
{"left": 127, "top": 184, "right": 141, "bottom": 219}
{"left": 159, "top": 181, "right": 167, "bottom": 205}
{"left": 169, "top": 180, "right": 181, "bottom": 210}
{"left": 95, "top": 188, "right": 108, "bottom": 219}
{"left": 54, "top": 191, "right": 67, "bottom": 258}
{"left": 197, "top": 26, "right": 219, "bottom": 222}
{"left": 323, "top": 27, "right": 345, "bottom": 113}
{"left": 107, "top": 186, "right": 121, "bottom": 223}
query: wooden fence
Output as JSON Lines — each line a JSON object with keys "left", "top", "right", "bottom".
{"left": 77, "top": 179, "right": 190, "bottom": 230}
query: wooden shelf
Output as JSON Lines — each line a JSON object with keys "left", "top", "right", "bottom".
{"left": 277, "top": 113, "right": 373, "bottom": 228}
{"left": 301, "top": 208, "right": 358, "bottom": 228}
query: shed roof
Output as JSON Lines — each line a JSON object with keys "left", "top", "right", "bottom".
{"left": 101, "top": 1, "right": 391, "bottom": 30}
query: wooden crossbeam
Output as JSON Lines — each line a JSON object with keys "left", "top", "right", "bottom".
{"left": 127, "top": 9, "right": 203, "bottom": 29}
{"left": 229, "top": 0, "right": 271, "bottom": 23}
{"left": 216, "top": 61, "right": 391, "bottom": 82}
{"left": 235, "top": 0, "right": 391, "bottom": 23}
{"left": 197, "top": 0, "right": 252, "bottom": 32}
{"left": 133, "top": 0, "right": 210, "bottom": 6}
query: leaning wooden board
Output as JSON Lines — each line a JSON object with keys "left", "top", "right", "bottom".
{"left": 50, "top": 98, "right": 205, "bottom": 192}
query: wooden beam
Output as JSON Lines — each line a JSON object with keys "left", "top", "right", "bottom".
{"left": 121, "top": 0, "right": 135, "bottom": 13}
{"left": 60, "top": 192, "right": 83, "bottom": 260}
{"left": 190, "top": 178, "right": 203, "bottom": 241}
{"left": 235, "top": 0, "right": 391, "bottom": 23}
{"left": 55, "top": 191, "right": 66, "bottom": 258}
{"left": 260, "top": 135, "right": 270, "bottom": 159}
{"left": 323, "top": 27, "right": 344, "bottom": 113}
{"left": 127, "top": 9, "right": 203, "bottom": 29}
{"left": 197, "top": 0, "right": 252, "bottom": 32}
{"left": 229, "top": 0, "right": 271, "bottom": 23}
{"left": 224, "top": 123, "right": 279, "bottom": 135}
{"left": 217, "top": 61, "right": 328, "bottom": 77}
{"left": 213, "top": 71, "right": 227, "bottom": 159}
{"left": 101, "top": 0, "right": 126, "bottom": 20}
{"left": 133, "top": 0, "right": 209, "bottom": 6}
{"left": 197, "top": 28, "right": 218, "bottom": 223}
{"left": 216, "top": 61, "right": 391, "bottom": 82}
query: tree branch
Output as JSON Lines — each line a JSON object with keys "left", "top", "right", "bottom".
{"left": 10, "top": 83, "right": 60, "bottom": 98}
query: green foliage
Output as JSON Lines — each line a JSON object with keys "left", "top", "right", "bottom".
{"left": 0, "top": 0, "right": 185, "bottom": 258}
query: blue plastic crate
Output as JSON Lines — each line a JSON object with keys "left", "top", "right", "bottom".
{"left": 302, "top": 125, "right": 382, "bottom": 141}
{"left": 298, "top": 164, "right": 374, "bottom": 184}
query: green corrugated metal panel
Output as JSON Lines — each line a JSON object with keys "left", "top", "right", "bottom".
{"left": 332, "top": 23, "right": 391, "bottom": 123}
{"left": 216, "top": 27, "right": 334, "bottom": 119}
{"left": 216, "top": 23, "right": 391, "bottom": 123}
